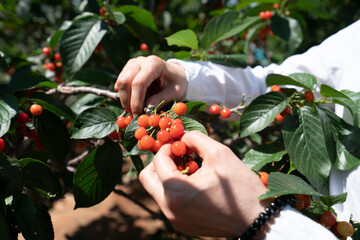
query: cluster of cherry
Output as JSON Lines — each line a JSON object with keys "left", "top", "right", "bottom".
{"left": 42, "top": 47, "right": 63, "bottom": 83}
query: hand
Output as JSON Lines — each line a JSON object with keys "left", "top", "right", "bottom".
{"left": 139, "top": 131, "right": 270, "bottom": 237}
{"left": 114, "top": 56, "right": 187, "bottom": 116}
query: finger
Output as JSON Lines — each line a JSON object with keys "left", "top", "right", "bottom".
{"left": 115, "top": 58, "right": 143, "bottom": 111}
{"left": 139, "top": 161, "right": 165, "bottom": 204}
{"left": 131, "top": 59, "right": 164, "bottom": 115}
{"left": 153, "top": 143, "right": 184, "bottom": 183}
{"left": 181, "top": 130, "right": 227, "bottom": 164}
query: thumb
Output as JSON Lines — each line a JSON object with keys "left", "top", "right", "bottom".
{"left": 153, "top": 143, "right": 184, "bottom": 183}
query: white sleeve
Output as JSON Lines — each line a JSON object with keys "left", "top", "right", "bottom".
{"left": 168, "top": 20, "right": 360, "bottom": 118}
{"left": 265, "top": 206, "right": 337, "bottom": 240}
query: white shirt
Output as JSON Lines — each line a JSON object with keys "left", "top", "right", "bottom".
{"left": 169, "top": 19, "right": 360, "bottom": 239}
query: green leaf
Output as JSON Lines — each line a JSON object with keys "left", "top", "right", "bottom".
{"left": 72, "top": 107, "right": 117, "bottom": 139}
{"left": 270, "top": 15, "right": 303, "bottom": 53}
{"left": 242, "top": 141, "right": 287, "bottom": 171}
{"left": 48, "top": 30, "right": 65, "bottom": 49}
{"left": 0, "top": 95, "right": 18, "bottom": 138}
{"left": 117, "top": 5, "right": 158, "bottom": 47}
{"left": 10, "top": 194, "right": 37, "bottom": 240}
{"left": 266, "top": 73, "right": 317, "bottom": 91}
{"left": 318, "top": 107, "right": 360, "bottom": 171}
{"left": 239, "top": 91, "right": 290, "bottom": 138}
{"left": 0, "top": 211, "right": 10, "bottom": 240}
{"left": 165, "top": 29, "right": 198, "bottom": 50}
{"left": 102, "top": 26, "right": 130, "bottom": 71}
{"left": 319, "top": 84, "right": 351, "bottom": 99}
{"left": 207, "top": 53, "right": 247, "bottom": 67}
{"left": 123, "top": 115, "right": 139, "bottom": 151}
{"left": 0, "top": 52, "right": 9, "bottom": 71}
{"left": 173, "top": 51, "right": 192, "bottom": 59}
{"left": 73, "top": 141, "right": 123, "bottom": 208}
{"left": 201, "top": 12, "right": 259, "bottom": 49}
{"left": 59, "top": 16, "right": 107, "bottom": 77}
{"left": 20, "top": 158, "right": 62, "bottom": 198}
{"left": 180, "top": 116, "right": 208, "bottom": 136}
{"left": 28, "top": 92, "right": 76, "bottom": 121}
{"left": 9, "top": 71, "right": 57, "bottom": 92}
{"left": 73, "top": 68, "right": 117, "bottom": 85}
{"left": 331, "top": 90, "right": 360, "bottom": 128}
{"left": 185, "top": 101, "right": 206, "bottom": 114}
{"left": 302, "top": 201, "right": 337, "bottom": 218}
{"left": 282, "top": 106, "right": 331, "bottom": 193}
{"left": 34, "top": 110, "right": 71, "bottom": 163}
{"left": 320, "top": 192, "right": 347, "bottom": 207}
{"left": 33, "top": 209, "right": 54, "bottom": 240}
{"left": 259, "top": 172, "right": 322, "bottom": 200}
{"left": 70, "top": 94, "right": 104, "bottom": 115}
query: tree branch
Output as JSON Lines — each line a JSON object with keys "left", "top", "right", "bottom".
{"left": 47, "top": 85, "right": 119, "bottom": 100}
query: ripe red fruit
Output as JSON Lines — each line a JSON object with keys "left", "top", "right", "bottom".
{"left": 117, "top": 116, "right": 127, "bottom": 129}
{"left": 271, "top": 85, "right": 282, "bottom": 92}
{"left": 153, "top": 140, "right": 163, "bottom": 152}
{"left": 54, "top": 53, "right": 61, "bottom": 61}
{"left": 47, "top": 62, "right": 56, "bottom": 71}
{"left": 148, "top": 114, "right": 160, "bottom": 127}
{"left": 273, "top": 3, "right": 279, "bottom": 9}
{"left": 30, "top": 104, "right": 43, "bottom": 116}
{"left": 304, "top": 90, "right": 314, "bottom": 101}
{"left": 319, "top": 211, "right": 337, "bottom": 227}
{"left": 174, "top": 102, "right": 187, "bottom": 116}
{"left": 185, "top": 161, "right": 199, "bottom": 175}
{"left": 259, "top": 172, "right": 269, "bottom": 186}
{"left": 169, "top": 123, "right": 184, "bottom": 139}
{"left": 264, "top": 10, "right": 272, "bottom": 20}
{"left": 171, "top": 141, "right": 187, "bottom": 157}
{"left": 0, "top": 138, "right": 5, "bottom": 152}
{"left": 210, "top": 104, "right": 221, "bottom": 115}
{"left": 336, "top": 221, "right": 354, "bottom": 237}
{"left": 220, "top": 108, "right": 231, "bottom": 118}
{"left": 159, "top": 116, "right": 172, "bottom": 130}
{"left": 135, "top": 127, "right": 147, "bottom": 140}
{"left": 140, "top": 135, "right": 155, "bottom": 150}
{"left": 275, "top": 114, "right": 284, "bottom": 123}
{"left": 259, "top": 11, "right": 266, "bottom": 20}
{"left": 137, "top": 114, "right": 149, "bottom": 127}
{"left": 137, "top": 140, "right": 146, "bottom": 150}
{"left": 295, "top": 194, "right": 311, "bottom": 210}
{"left": 17, "top": 112, "right": 29, "bottom": 125}
{"left": 157, "top": 130, "right": 170, "bottom": 143}
{"left": 99, "top": 7, "right": 105, "bottom": 16}
{"left": 280, "top": 106, "right": 291, "bottom": 116}
{"left": 42, "top": 47, "right": 50, "bottom": 55}
{"left": 125, "top": 115, "right": 133, "bottom": 125}
{"left": 140, "top": 43, "right": 149, "bottom": 51}
{"left": 172, "top": 118, "right": 183, "bottom": 125}
{"left": 108, "top": 130, "right": 121, "bottom": 141}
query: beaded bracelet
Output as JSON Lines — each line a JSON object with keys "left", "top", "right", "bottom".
{"left": 232, "top": 195, "right": 298, "bottom": 240}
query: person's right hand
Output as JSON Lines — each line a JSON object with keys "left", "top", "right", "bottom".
{"left": 114, "top": 56, "right": 188, "bottom": 116}
{"left": 139, "top": 130, "right": 271, "bottom": 238}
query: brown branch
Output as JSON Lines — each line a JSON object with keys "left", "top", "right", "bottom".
{"left": 47, "top": 85, "right": 119, "bottom": 100}
{"left": 67, "top": 150, "right": 90, "bottom": 166}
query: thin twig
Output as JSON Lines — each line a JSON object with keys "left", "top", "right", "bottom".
{"left": 67, "top": 150, "right": 90, "bottom": 166}
{"left": 46, "top": 85, "right": 119, "bottom": 100}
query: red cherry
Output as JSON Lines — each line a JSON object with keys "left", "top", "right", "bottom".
{"left": 148, "top": 114, "right": 160, "bottom": 127}
{"left": 0, "top": 138, "right": 5, "bottom": 152}
{"left": 171, "top": 141, "right": 186, "bottom": 157}
{"left": 125, "top": 115, "right": 133, "bottom": 125}
{"left": 140, "top": 135, "right": 155, "bottom": 150}
{"left": 116, "top": 116, "right": 127, "bottom": 129}
{"left": 271, "top": 85, "right": 282, "bottom": 92}
{"left": 169, "top": 123, "right": 184, "bottom": 139}
{"left": 210, "top": 104, "right": 221, "bottom": 115}
{"left": 174, "top": 102, "right": 187, "bottom": 116}
{"left": 157, "top": 130, "right": 171, "bottom": 143}
{"left": 140, "top": 43, "right": 149, "bottom": 51}
{"left": 30, "top": 104, "right": 43, "bottom": 116}
{"left": 42, "top": 47, "right": 50, "bottom": 55}
{"left": 305, "top": 90, "right": 314, "bottom": 101}
{"left": 137, "top": 114, "right": 149, "bottom": 128}
{"left": 319, "top": 211, "right": 337, "bottom": 227}
{"left": 54, "top": 53, "right": 61, "bottom": 61}
{"left": 220, "top": 108, "right": 231, "bottom": 118}
{"left": 17, "top": 112, "right": 29, "bottom": 125}
{"left": 153, "top": 140, "right": 163, "bottom": 152}
{"left": 159, "top": 116, "right": 172, "bottom": 130}
{"left": 275, "top": 114, "right": 284, "bottom": 123}
{"left": 259, "top": 172, "right": 269, "bottom": 186}
{"left": 135, "top": 127, "right": 147, "bottom": 140}
{"left": 47, "top": 62, "right": 56, "bottom": 71}
{"left": 185, "top": 161, "right": 199, "bottom": 175}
